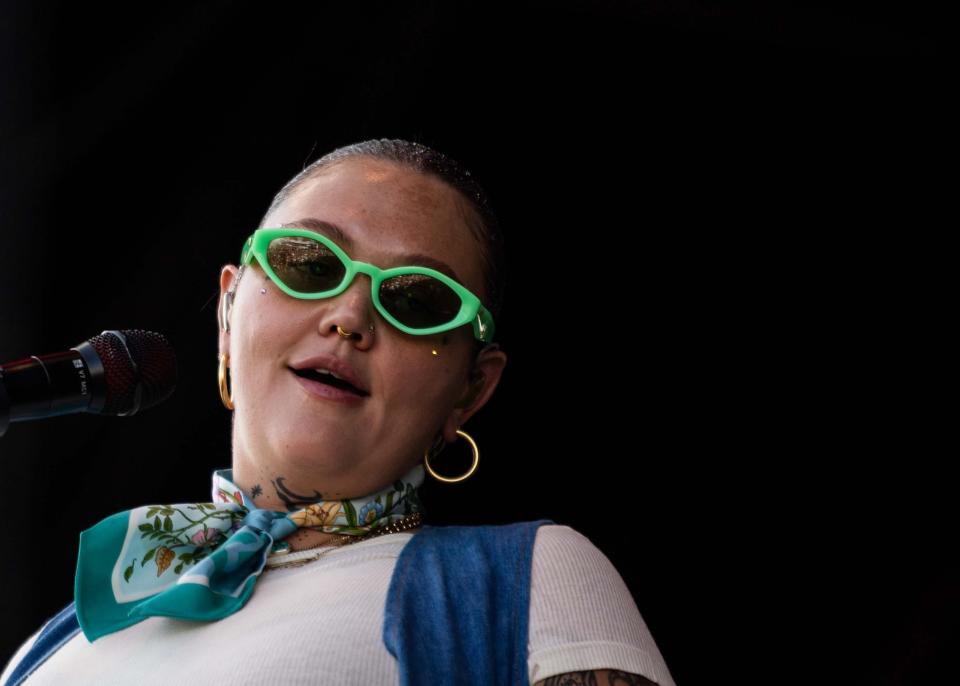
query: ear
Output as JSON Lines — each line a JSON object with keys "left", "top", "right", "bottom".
{"left": 440, "top": 343, "right": 508, "bottom": 444}
{"left": 217, "top": 265, "right": 240, "bottom": 360}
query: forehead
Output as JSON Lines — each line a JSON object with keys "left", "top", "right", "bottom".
{"left": 263, "top": 158, "right": 485, "bottom": 297}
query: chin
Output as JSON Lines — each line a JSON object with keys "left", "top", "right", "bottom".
{"left": 287, "top": 447, "right": 363, "bottom": 476}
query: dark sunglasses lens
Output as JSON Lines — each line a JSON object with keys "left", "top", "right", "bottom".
{"left": 380, "top": 274, "right": 462, "bottom": 329}
{"left": 266, "top": 237, "right": 346, "bottom": 293}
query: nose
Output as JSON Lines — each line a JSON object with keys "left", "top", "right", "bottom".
{"left": 315, "top": 272, "right": 377, "bottom": 347}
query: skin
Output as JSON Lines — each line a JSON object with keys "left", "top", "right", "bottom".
{"left": 216, "top": 157, "right": 507, "bottom": 550}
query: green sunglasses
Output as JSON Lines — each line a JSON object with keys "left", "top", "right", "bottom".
{"left": 239, "top": 227, "right": 495, "bottom": 343}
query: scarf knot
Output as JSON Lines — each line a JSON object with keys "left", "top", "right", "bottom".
{"left": 241, "top": 508, "right": 297, "bottom": 540}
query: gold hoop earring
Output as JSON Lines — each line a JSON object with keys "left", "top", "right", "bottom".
{"left": 423, "top": 428, "right": 479, "bottom": 483}
{"left": 218, "top": 352, "right": 234, "bottom": 410}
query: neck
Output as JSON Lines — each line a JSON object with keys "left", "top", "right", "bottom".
{"left": 230, "top": 453, "right": 338, "bottom": 511}
{"left": 216, "top": 459, "right": 428, "bottom": 551}
{"left": 230, "top": 447, "right": 419, "bottom": 508}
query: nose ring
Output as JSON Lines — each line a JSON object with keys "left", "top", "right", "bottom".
{"left": 336, "top": 324, "right": 374, "bottom": 339}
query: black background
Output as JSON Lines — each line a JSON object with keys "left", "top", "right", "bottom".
{"left": 0, "top": 2, "right": 952, "bottom": 685}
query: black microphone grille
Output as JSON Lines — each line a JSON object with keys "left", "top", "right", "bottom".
{"left": 86, "top": 330, "right": 177, "bottom": 415}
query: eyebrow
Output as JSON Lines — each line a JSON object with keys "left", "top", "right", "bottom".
{"left": 279, "top": 217, "right": 464, "bottom": 284}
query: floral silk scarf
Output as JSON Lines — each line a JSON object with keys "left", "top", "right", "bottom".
{"left": 74, "top": 463, "right": 426, "bottom": 642}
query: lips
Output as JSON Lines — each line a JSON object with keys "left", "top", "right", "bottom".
{"left": 288, "top": 353, "right": 370, "bottom": 397}
{"left": 291, "top": 367, "right": 367, "bottom": 396}
{"left": 291, "top": 370, "right": 368, "bottom": 404}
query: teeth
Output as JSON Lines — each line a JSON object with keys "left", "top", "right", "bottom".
{"left": 314, "top": 368, "right": 343, "bottom": 381}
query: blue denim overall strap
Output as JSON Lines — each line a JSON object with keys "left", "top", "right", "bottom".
{"left": 382, "top": 519, "right": 556, "bottom": 686}
{"left": 3, "top": 601, "right": 80, "bottom": 686}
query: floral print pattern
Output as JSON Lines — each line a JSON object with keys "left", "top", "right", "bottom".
{"left": 111, "top": 463, "right": 426, "bottom": 596}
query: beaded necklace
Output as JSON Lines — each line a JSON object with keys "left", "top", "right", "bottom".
{"left": 265, "top": 511, "right": 424, "bottom": 569}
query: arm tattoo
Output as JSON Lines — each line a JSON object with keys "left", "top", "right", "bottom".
{"left": 607, "top": 672, "right": 657, "bottom": 686}
{"left": 540, "top": 672, "right": 599, "bottom": 686}
{"left": 539, "top": 670, "right": 657, "bottom": 686}
{"left": 250, "top": 484, "right": 263, "bottom": 499}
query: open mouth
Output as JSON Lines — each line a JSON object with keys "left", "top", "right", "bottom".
{"left": 290, "top": 367, "right": 369, "bottom": 397}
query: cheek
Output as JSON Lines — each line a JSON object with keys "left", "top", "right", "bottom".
{"left": 416, "top": 330, "right": 472, "bottom": 371}
{"left": 431, "top": 323, "right": 475, "bottom": 352}
{"left": 232, "top": 293, "right": 299, "bottom": 377}
{"left": 429, "top": 333, "right": 452, "bottom": 355}
{"left": 237, "top": 308, "right": 275, "bottom": 362}
{"left": 390, "top": 342, "right": 463, "bottom": 401}
{"left": 391, "top": 339, "right": 473, "bottom": 411}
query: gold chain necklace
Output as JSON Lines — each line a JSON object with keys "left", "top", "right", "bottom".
{"left": 264, "top": 512, "right": 424, "bottom": 570}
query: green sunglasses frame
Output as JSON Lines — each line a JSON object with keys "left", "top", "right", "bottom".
{"left": 239, "top": 227, "right": 495, "bottom": 343}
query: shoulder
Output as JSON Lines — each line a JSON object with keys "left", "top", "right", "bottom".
{"left": 528, "top": 524, "right": 643, "bottom": 630}
{"left": 527, "top": 524, "right": 677, "bottom": 686}
{"left": 414, "top": 519, "right": 554, "bottom": 547}
{"left": 416, "top": 521, "right": 611, "bottom": 565}
{"left": 530, "top": 523, "right": 622, "bottom": 582}
{"left": 532, "top": 522, "right": 597, "bottom": 548}
{"left": 529, "top": 524, "right": 634, "bottom": 608}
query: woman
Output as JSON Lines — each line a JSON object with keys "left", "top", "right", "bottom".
{"left": 1, "top": 140, "right": 676, "bottom": 686}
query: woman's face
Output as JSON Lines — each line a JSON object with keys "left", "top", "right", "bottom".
{"left": 217, "top": 157, "right": 506, "bottom": 500}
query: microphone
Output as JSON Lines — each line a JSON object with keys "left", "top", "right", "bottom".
{"left": 0, "top": 329, "right": 177, "bottom": 437}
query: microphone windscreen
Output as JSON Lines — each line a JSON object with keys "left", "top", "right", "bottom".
{"left": 86, "top": 330, "right": 177, "bottom": 415}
